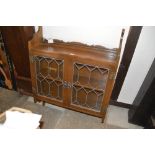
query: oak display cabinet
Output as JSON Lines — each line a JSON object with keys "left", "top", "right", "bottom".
{"left": 29, "top": 27, "right": 124, "bottom": 122}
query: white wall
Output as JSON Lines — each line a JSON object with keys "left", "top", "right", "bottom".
{"left": 42, "top": 26, "right": 129, "bottom": 51}
{"left": 118, "top": 26, "right": 155, "bottom": 104}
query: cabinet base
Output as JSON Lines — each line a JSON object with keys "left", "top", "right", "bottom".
{"left": 33, "top": 96, "right": 106, "bottom": 123}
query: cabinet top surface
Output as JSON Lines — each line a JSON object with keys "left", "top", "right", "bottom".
{"left": 30, "top": 43, "right": 119, "bottom": 66}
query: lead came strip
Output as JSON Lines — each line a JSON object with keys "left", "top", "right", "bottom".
{"left": 34, "top": 56, "right": 64, "bottom": 101}
{"left": 72, "top": 62, "right": 108, "bottom": 112}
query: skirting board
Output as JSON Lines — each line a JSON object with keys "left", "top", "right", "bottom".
{"left": 110, "top": 100, "right": 132, "bottom": 109}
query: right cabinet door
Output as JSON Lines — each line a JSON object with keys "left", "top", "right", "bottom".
{"left": 70, "top": 62, "right": 110, "bottom": 114}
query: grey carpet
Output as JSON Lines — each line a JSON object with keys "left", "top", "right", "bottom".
{"left": 0, "top": 87, "right": 63, "bottom": 128}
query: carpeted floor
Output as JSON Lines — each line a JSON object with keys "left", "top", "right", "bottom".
{"left": 0, "top": 88, "right": 64, "bottom": 128}
{"left": 0, "top": 87, "right": 143, "bottom": 129}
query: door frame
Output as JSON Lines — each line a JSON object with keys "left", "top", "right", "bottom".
{"left": 111, "top": 26, "right": 143, "bottom": 101}
{"left": 128, "top": 58, "right": 155, "bottom": 127}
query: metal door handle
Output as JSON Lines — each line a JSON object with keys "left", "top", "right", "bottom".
{"left": 63, "top": 81, "right": 72, "bottom": 88}
{"left": 63, "top": 81, "right": 68, "bottom": 88}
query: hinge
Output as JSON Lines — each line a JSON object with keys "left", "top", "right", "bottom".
{"left": 29, "top": 55, "right": 34, "bottom": 63}
{"left": 109, "top": 72, "right": 116, "bottom": 80}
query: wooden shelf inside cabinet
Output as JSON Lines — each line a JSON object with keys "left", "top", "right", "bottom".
{"left": 28, "top": 27, "right": 125, "bottom": 123}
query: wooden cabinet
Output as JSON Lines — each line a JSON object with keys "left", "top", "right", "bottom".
{"left": 29, "top": 27, "right": 124, "bottom": 122}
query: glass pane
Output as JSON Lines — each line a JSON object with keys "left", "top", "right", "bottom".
{"left": 58, "top": 83, "right": 63, "bottom": 100}
{"left": 59, "top": 63, "right": 63, "bottom": 80}
{"left": 72, "top": 85, "right": 104, "bottom": 111}
{"left": 73, "top": 63, "right": 108, "bottom": 90}
{"left": 41, "top": 79, "right": 50, "bottom": 96}
{"left": 78, "top": 67, "right": 90, "bottom": 85}
{"left": 34, "top": 56, "right": 64, "bottom": 101}
{"left": 49, "top": 60, "right": 58, "bottom": 79}
{"left": 72, "top": 63, "right": 107, "bottom": 112}
{"left": 73, "top": 65, "right": 78, "bottom": 83}
{"left": 90, "top": 68, "right": 108, "bottom": 90}
{"left": 49, "top": 81, "right": 62, "bottom": 100}
{"left": 40, "top": 59, "right": 49, "bottom": 77}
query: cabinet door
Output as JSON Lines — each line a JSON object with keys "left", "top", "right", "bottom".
{"left": 70, "top": 62, "right": 109, "bottom": 114}
{"left": 32, "top": 55, "right": 65, "bottom": 105}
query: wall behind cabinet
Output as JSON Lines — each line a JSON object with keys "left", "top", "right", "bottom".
{"left": 42, "top": 26, "right": 129, "bottom": 51}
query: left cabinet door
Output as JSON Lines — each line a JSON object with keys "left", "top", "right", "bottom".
{"left": 30, "top": 55, "right": 66, "bottom": 106}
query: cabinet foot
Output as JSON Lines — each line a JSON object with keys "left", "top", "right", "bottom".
{"left": 42, "top": 101, "right": 46, "bottom": 106}
{"left": 101, "top": 118, "right": 104, "bottom": 123}
{"left": 101, "top": 114, "right": 106, "bottom": 123}
{"left": 34, "top": 98, "right": 37, "bottom": 103}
